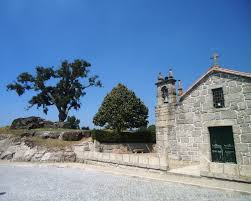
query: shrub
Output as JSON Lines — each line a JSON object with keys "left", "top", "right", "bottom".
{"left": 147, "top": 125, "right": 156, "bottom": 133}
{"left": 81, "top": 126, "right": 90, "bottom": 130}
{"left": 91, "top": 129, "right": 155, "bottom": 143}
{"left": 66, "top": 116, "right": 80, "bottom": 129}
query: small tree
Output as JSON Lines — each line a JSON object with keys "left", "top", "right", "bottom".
{"left": 7, "top": 59, "right": 102, "bottom": 121}
{"left": 93, "top": 83, "right": 148, "bottom": 132}
{"left": 66, "top": 116, "right": 80, "bottom": 129}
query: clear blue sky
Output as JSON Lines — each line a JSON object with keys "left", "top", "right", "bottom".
{"left": 0, "top": 0, "right": 251, "bottom": 127}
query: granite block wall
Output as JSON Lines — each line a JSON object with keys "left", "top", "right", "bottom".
{"left": 156, "top": 71, "right": 251, "bottom": 181}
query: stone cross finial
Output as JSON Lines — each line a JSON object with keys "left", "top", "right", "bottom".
{"left": 178, "top": 80, "right": 183, "bottom": 96}
{"left": 210, "top": 53, "right": 219, "bottom": 66}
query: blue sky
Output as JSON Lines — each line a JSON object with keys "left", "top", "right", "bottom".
{"left": 0, "top": 0, "right": 251, "bottom": 127}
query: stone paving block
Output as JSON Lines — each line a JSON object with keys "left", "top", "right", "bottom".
{"left": 239, "top": 165, "right": 251, "bottom": 177}
{"left": 223, "top": 164, "right": 238, "bottom": 176}
{"left": 109, "top": 153, "right": 116, "bottom": 162}
{"left": 138, "top": 155, "right": 148, "bottom": 167}
{"left": 83, "top": 151, "right": 89, "bottom": 159}
{"left": 115, "top": 154, "right": 123, "bottom": 162}
{"left": 96, "top": 152, "right": 103, "bottom": 160}
{"left": 210, "top": 163, "right": 223, "bottom": 174}
{"left": 129, "top": 154, "right": 139, "bottom": 165}
{"left": 102, "top": 153, "right": 110, "bottom": 162}
{"left": 148, "top": 156, "right": 160, "bottom": 169}
{"left": 159, "top": 157, "right": 168, "bottom": 170}
{"left": 122, "top": 154, "right": 130, "bottom": 164}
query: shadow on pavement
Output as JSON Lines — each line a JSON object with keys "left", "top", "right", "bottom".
{"left": 0, "top": 192, "right": 6, "bottom": 196}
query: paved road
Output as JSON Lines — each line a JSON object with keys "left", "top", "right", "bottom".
{"left": 0, "top": 165, "right": 250, "bottom": 201}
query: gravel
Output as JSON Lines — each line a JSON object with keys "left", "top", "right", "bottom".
{"left": 0, "top": 165, "right": 250, "bottom": 201}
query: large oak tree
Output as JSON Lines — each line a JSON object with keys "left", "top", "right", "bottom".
{"left": 93, "top": 83, "right": 148, "bottom": 132}
{"left": 7, "top": 59, "right": 102, "bottom": 122}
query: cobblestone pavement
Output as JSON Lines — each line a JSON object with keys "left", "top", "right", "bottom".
{"left": 0, "top": 165, "right": 250, "bottom": 201}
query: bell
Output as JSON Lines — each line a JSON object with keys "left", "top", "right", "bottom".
{"left": 164, "top": 95, "right": 168, "bottom": 103}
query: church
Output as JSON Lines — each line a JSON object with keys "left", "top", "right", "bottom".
{"left": 155, "top": 54, "right": 251, "bottom": 182}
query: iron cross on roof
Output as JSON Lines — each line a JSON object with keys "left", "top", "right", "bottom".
{"left": 210, "top": 53, "right": 219, "bottom": 66}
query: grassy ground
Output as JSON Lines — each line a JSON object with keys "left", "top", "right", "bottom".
{"left": 0, "top": 126, "right": 83, "bottom": 135}
{"left": 0, "top": 126, "right": 27, "bottom": 136}
{"left": 30, "top": 137, "right": 90, "bottom": 149}
{"left": 0, "top": 126, "right": 91, "bottom": 148}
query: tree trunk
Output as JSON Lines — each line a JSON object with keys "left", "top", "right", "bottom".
{"left": 58, "top": 111, "right": 67, "bottom": 122}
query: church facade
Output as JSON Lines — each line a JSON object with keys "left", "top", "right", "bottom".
{"left": 155, "top": 63, "right": 251, "bottom": 182}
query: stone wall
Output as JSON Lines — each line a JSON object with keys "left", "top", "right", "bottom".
{"left": 0, "top": 137, "right": 167, "bottom": 172}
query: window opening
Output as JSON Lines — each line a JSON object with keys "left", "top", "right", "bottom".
{"left": 212, "top": 88, "right": 225, "bottom": 108}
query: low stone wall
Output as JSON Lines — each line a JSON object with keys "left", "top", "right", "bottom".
{"left": 200, "top": 160, "right": 251, "bottom": 183}
{"left": 73, "top": 148, "right": 168, "bottom": 171}
{"left": 73, "top": 141, "right": 167, "bottom": 171}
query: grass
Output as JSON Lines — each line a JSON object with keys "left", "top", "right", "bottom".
{"left": 28, "top": 137, "right": 91, "bottom": 149}
{"left": 0, "top": 126, "right": 28, "bottom": 136}
{"left": 0, "top": 126, "right": 84, "bottom": 135}
{"left": 29, "top": 137, "right": 78, "bottom": 148}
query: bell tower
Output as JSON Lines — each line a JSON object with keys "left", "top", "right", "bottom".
{"left": 155, "top": 69, "right": 177, "bottom": 156}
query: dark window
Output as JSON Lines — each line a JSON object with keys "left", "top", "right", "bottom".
{"left": 208, "top": 126, "right": 236, "bottom": 163}
{"left": 161, "top": 86, "right": 168, "bottom": 103}
{"left": 212, "top": 88, "right": 225, "bottom": 108}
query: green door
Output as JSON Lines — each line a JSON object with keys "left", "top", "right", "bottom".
{"left": 208, "top": 126, "right": 236, "bottom": 163}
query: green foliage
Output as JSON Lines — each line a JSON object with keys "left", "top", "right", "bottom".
{"left": 91, "top": 129, "right": 155, "bottom": 143}
{"left": 93, "top": 83, "right": 148, "bottom": 132}
{"left": 66, "top": 116, "right": 80, "bottom": 129}
{"left": 81, "top": 126, "right": 90, "bottom": 130}
{"left": 147, "top": 125, "right": 156, "bottom": 134}
{"left": 7, "top": 59, "right": 102, "bottom": 121}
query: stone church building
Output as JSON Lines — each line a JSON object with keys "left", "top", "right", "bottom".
{"left": 155, "top": 60, "right": 251, "bottom": 182}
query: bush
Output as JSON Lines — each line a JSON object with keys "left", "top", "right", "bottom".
{"left": 147, "top": 125, "right": 156, "bottom": 133}
{"left": 81, "top": 126, "right": 90, "bottom": 130}
{"left": 66, "top": 116, "right": 80, "bottom": 129}
{"left": 91, "top": 129, "right": 156, "bottom": 143}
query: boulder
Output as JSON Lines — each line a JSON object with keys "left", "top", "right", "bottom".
{"left": 10, "top": 116, "right": 54, "bottom": 129}
{"left": 12, "top": 143, "right": 36, "bottom": 161}
{"left": 53, "top": 122, "right": 72, "bottom": 129}
{"left": 30, "top": 149, "right": 47, "bottom": 162}
{"left": 0, "top": 139, "right": 12, "bottom": 152}
{"left": 34, "top": 131, "right": 61, "bottom": 139}
{"left": 59, "top": 131, "right": 83, "bottom": 141}
{"left": 0, "top": 151, "right": 14, "bottom": 160}
{"left": 0, "top": 144, "right": 17, "bottom": 160}
{"left": 40, "top": 151, "right": 64, "bottom": 162}
{"left": 63, "top": 151, "right": 76, "bottom": 162}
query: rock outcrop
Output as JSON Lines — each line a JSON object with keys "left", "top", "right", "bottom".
{"left": 10, "top": 116, "right": 75, "bottom": 130}
{"left": 34, "top": 131, "right": 61, "bottom": 139}
{"left": 0, "top": 134, "right": 94, "bottom": 162}
{"left": 10, "top": 116, "right": 54, "bottom": 129}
